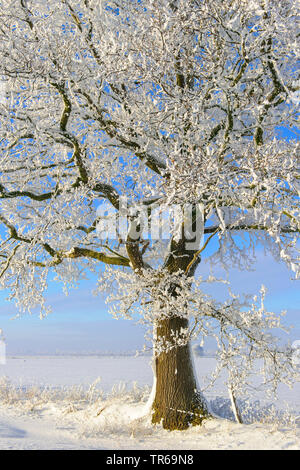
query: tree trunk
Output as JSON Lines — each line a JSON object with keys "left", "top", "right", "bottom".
{"left": 151, "top": 316, "right": 210, "bottom": 430}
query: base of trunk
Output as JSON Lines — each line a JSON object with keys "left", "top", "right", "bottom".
{"left": 152, "top": 390, "right": 209, "bottom": 430}
{"left": 151, "top": 317, "right": 210, "bottom": 431}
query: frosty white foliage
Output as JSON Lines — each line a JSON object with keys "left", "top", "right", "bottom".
{"left": 0, "top": 1, "right": 299, "bottom": 395}
{"left": 96, "top": 266, "right": 298, "bottom": 394}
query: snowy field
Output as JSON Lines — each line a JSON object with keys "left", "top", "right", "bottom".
{"left": 0, "top": 355, "right": 299, "bottom": 450}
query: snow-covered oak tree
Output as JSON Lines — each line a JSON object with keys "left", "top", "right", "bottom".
{"left": 0, "top": 0, "right": 299, "bottom": 430}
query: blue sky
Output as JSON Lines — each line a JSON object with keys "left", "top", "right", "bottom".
{"left": 0, "top": 245, "right": 299, "bottom": 355}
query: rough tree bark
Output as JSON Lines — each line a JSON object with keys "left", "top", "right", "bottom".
{"left": 126, "top": 212, "right": 209, "bottom": 430}
{"left": 152, "top": 316, "right": 210, "bottom": 430}
{"left": 150, "top": 225, "right": 210, "bottom": 430}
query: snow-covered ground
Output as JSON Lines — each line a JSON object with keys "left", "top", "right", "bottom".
{"left": 0, "top": 355, "right": 299, "bottom": 450}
